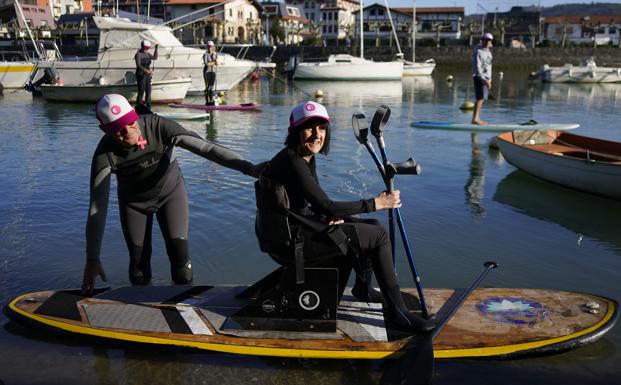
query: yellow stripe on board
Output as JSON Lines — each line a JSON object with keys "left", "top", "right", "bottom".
{"left": 434, "top": 298, "right": 617, "bottom": 358}
{"left": 8, "top": 293, "right": 616, "bottom": 360}
{"left": 0, "top": 65, "right": 34, "bottom": 73}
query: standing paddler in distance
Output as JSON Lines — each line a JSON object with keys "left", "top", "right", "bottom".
{"left": 203, "top": 40, "right": 218, "bottom": 106}
{"left": 82, "top": 94, "right": 267, "bottom": 295}
{"left": 135, "top": 40, "right": 158, "bottom": 109}
{"left": 257, "top": 101, "right": 435, "bottom": 332}
{"left": 471, "top": 32, "right": 493, "bottom": 126}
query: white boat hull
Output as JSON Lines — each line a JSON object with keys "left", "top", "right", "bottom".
{"left": 39, "top": 78, "right": 192, "bottom": 103}
{"left": 0, "top": 61, "right": 34, "bottom": 89}
{"left": 496, "top": 132, "right": 621, "bottom": 199}
{"left": 294, "top": 55, "right": 403, "bottom": 80}
{"left": 35, "top": 51, "right": 254, "bottom": 93}
{"left": 541, "top": 64, "right": 621, "bottom": 83}
{"left": 402, "top": 60, "right": 436, "bottom": 76}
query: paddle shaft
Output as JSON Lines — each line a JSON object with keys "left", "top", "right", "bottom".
{"left": 363, "top": 140, "right": 430, "bottom": 319}
{"left": 431, "top": 261, "right": 498, "bottom": 340}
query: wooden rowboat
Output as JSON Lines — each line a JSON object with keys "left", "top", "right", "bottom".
{"left": 496, "top": 130, "right": 621, "bottom": 200}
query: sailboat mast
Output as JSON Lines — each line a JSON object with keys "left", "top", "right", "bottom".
{"left": 412, "top": 0, "right": 416, "bottom": 62}
{"left": 360, "top": 0, "right": 364, "bottom": 59}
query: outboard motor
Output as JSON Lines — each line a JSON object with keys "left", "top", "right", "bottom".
{"left": 25, "top": 67, "right": 59, "bottom": 94}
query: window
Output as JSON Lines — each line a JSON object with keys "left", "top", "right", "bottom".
{"left": 323, "top": 25, "right": 326, "bottom": 33}
{"left": 229, "top": 9, "right": 232, "bottom": 17}
{"left": 370, "top": 9, "right": 375, "bottom": 16}
{"left": 378, "top": 9, "right": 384, "bottom": 16}
{"left": 41, "top": 20, "right": 48, "bottom": 27}
{"left": 328, "top": 12, "right": 332, "bottom": 20}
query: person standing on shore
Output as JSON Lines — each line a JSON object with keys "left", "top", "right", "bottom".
{"left": 203, "top": 41, "right": 218, "bottom": 105}
{"left": 135, "top": 40, "right": 158, "bottom": 108}
{"left": 471, "top": 32, "right": 493, "bottom": 125}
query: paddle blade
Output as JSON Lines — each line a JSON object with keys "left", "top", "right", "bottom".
{"left": 371, "top": 105, "right": 391, "bottom": 136}
{"left": 380, "top": 333, "right": 435, "bottom": 385}
{"left": 352, "top": 113, "right": 369, "bottom": 144}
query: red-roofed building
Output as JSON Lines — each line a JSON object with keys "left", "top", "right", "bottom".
{"left": 543, "top": 15, "right": 621, "bottom": 45}
{"left": 262, "top": 1, "right": 311, "bottom": 44}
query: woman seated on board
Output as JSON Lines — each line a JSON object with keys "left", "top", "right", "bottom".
{"left": 258, "top": 101, "right": 435, "bottom": 332}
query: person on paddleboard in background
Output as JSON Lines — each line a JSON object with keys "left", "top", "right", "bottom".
{"left": 257, "top": 101, "right": 435, "bottom": 332}
{"left": 203, "top": 41, "right": 218, "bottom": 105}
{"left": 471, "top": 32, "right": 493, "bottom": 126}
{"left": 82, "top": 94, "right": 266, "bottom": 295}
{"left": 135, "top": 40, "right": 158, "bottom": 109}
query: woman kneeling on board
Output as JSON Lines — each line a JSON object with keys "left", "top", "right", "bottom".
{"left": 258, "top": 101, "right": 435, "bottom": 332}
{"left": 82, "top": 94, "right": 266, "bottom": 295}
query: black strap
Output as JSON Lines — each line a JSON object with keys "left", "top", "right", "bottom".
{"left": 288, "top": 210, "right": 349, "bottom": 257}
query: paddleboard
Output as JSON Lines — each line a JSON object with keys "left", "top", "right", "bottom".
{"left": 169, "top": 103, "right": 261, "bottom": 111}
{"left": 156, "top": 112, "right": 210, "bottom": 121}
{"left": 4, "top": 286, "right": 617, "bottom": 360}
{"left": 411, "top": 121, "right": 580, "bottom": 132}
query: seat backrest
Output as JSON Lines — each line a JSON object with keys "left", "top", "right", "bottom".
{"left": 254, "top": 176, "right": 293, "bottom": 254}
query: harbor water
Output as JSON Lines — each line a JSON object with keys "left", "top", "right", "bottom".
{"left": 1, "top": 68, "right": 620, "bottom": 384}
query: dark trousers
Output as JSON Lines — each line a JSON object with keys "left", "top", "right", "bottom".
{"left": 204, "top": 71, "right": 216, "bottom": 104}
{"left": 136, "top": 73, "right": 152, "bottom": 107}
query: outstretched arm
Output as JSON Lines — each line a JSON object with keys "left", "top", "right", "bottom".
{"left": 156, "top": 115, "right": 262, "bottom": 176}
{"left": 82, "top": 164, "right": 111, "bottom": 295}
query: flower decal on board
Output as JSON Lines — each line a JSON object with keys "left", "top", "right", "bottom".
{"left": 476, "top": 297, "right": 548, "bottom": 325}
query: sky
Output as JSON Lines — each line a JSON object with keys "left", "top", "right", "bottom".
{"left": 386, "top": 0, "right": 618, "bottom": 15}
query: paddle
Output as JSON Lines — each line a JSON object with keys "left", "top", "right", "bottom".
{"left": 380, "top": 261, "right": 499, "bottom": 385}
{"left": 352, "top": 112, "right": 430, "bottom": 320}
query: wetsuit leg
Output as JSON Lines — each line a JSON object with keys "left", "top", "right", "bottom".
{"left": 119, "top": 202, "right": 153, "bottom": 285}
{"left": 340, "top": 220, "right": 435, "bottom": 332}
{"left": 156, "top": 180, "right": 192, "bottom": 284}
{"left": 206, "top": 72, "right": 216, "bottom": 105}
{"left": 136, "top": 73, "right": 146, "bottom": 105}
{"left": 144, "top": 74, "right": 152, "bottom": 108}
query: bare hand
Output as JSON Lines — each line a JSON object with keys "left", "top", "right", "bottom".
{"left": 327, "top": 218, "right": 344, "bottom": 225}
{"left": 248, "top": 161, "right": 269, "bottom": 178}
{"left": 81, "top": 260, "right": 107, "bottom": 296}
{"left": 374, "top": 190, "right": 402, "bottom": 210}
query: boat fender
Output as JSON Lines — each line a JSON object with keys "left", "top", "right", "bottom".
{"left": 446, "top": 75, "right": 454, "bottom": 82}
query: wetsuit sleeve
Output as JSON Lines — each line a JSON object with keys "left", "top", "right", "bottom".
{"left": 157, "top": 117, "right": 254, "bottom": 175}
{"left": 290, "top": 155, "right": 375, "bottom": 218}
{"left": 85, "top": 159, "right": 112, "bottom": 262}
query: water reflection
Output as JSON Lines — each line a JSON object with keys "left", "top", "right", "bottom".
{"left": 293, "top": 80, "right": 403, "bottom": 106}
{"left": 464, "top": 136, "right": 486, "bottom": 217}
{"left": 540, "top": 82, "right": 621, "bottom": 109}
{"left": 493, "top": 170, "right": 621, "bottom": 255}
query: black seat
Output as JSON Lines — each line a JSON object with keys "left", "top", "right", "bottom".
{"left": 228, "top": 176, "right": 343, "bottom": 333}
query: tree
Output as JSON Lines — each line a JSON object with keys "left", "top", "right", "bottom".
{"left": 270, "top": 19, "right": 285, "bottom": 44}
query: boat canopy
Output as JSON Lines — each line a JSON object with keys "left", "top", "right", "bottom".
{"left": 93, "top": 16, "right": 184, "bottom": 51}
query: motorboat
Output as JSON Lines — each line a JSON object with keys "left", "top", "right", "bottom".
{"left": 39, "top": 77, "right": 192, "bottom": 103}
{"left": 31, "top": 16, "right": 255, "bottom": 93}
{"left": 539, "top": 58, "right": 621, "bottom": 83}
{"left": 0, "top": 60, "right": 34, "bottom": 91}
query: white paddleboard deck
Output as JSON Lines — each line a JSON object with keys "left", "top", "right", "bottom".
{"left": 156, "top": 112, "right": 210, "bottom": 121}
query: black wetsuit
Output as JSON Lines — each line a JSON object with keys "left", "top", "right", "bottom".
{"left": 135, "top": 48, "right": 158, "bottom": 108}
{"left": 262, "top": 148, "right": 395, "bottom": 296}
{"left": 86, "top": 114, "right": 254, "bottom": 284}
{"left": 203, "top": 51, "right": 217, "bottom": 105}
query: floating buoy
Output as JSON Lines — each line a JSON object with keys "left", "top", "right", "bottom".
{"left": 250, "top": 70, "right": 260, "bottom": 80}
{"left": 315, "top": 89, "right": 324, "bottom": 98}
{"left": 446, "top": 75, "right": 454, "bottom": 82}
{"left": 460, "top": 101, "right": 475, "bottom": 110}
{"left": 499, "top": 71, "right": 504, "bottom": 79}
{"left": 218, "top": 91, "right": 225, "bottom": 97}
